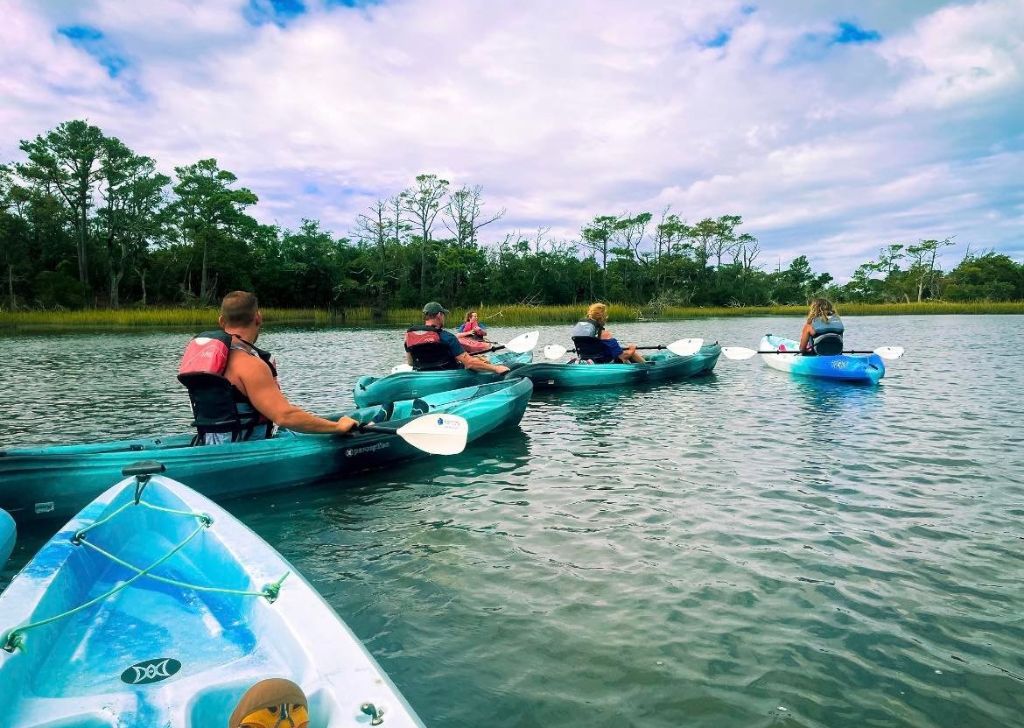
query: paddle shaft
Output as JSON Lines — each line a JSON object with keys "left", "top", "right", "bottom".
{"left": 755, "top": 349, "right": 882, "bottom": 355}
{"left": 563, "top": 344, "right": 668, "bottom": 354}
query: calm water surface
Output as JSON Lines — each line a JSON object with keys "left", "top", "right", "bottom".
{"left": 1, "top": 315, "right": 1022, "bottom": 728}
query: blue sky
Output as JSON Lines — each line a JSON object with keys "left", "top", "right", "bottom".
{"left": 1, "top": 0, "right": 1021, "bottom": 279}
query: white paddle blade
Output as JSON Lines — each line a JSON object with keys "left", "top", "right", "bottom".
{"left": 721, "top": 346, "right": 759, "bottom": 361}
{"left": 875, "top": 346, "right": 905, "bottom": 360}
{"left": 666, "top": 338, "right": 704, "bottom": 357}
{"left": 504, "top": 330, "right": 540, "bottom": 354}
{"left": 543, "top": 344, "right": 568, "bottom": 360}
{"left": 395, "top": 414, "right": 469, "bottom": 455}
{"left": 390, "top": 364, "right": 413, "bottom": 374}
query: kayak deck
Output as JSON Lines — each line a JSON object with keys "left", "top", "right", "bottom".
{"left": 0, "top": 473, "right": 425, "bottom": 727}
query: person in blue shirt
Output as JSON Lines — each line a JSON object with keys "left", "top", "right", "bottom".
{"left": 404, "top": 302, "right": 510, "bottom": 373}
{"left": 569, "top": 303, "right": 645, "bottom": 364}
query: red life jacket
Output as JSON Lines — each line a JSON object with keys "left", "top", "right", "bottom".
{"left": 178, "top": 330, "right": 278, "bottom": 443}
{"left": 404, "top": 325, "right": 462, "bottom": 371}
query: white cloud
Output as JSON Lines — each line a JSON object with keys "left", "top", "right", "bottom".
{"left": 1, "top": 0, "right": 1021, "bottom": 278}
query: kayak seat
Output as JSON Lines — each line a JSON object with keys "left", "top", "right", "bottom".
{"left": 178, "top": 372, "right": 246, "bottom": 437}
{"left": 571, "top": 337, "right": 614, "bottom": 364}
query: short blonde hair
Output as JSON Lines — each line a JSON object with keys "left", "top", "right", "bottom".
{"left": 586, "top": 303, "right": 608, "bottom": 325}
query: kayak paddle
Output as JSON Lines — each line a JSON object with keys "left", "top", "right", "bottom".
{"left": 721, "top": 345, "right": 905, "bottom": 361}
{"left": 390, "top": 330, "right": 539, "bottom": 373}
{"left": 360, "top": 413, "right": 469, "bottom": 455}
{"left": 543, "top": 337, "right": 704, "bottom": 360}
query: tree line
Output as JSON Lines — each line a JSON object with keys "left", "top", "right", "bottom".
{"left": 1, "top": 120, "right": 1021, "bottom": 314}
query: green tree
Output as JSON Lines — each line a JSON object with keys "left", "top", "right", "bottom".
{"left": 170, "top": 159, "right": 259, "bottom": 303}
{"left": 96, "top": 138, "right": 170, "bottom": 307}
{"left": 400, "top": 174, "right": 449, "bottom": 298}
{"left": 17, "top": 120, "right": 106, "bottom": 290}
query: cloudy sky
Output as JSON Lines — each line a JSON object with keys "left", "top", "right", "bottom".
{"left": 2, "top": 0, "right": 1022, "bottom": 278}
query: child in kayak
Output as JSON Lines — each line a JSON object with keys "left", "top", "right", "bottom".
{"left": 458, "top": 310, "right": 487, "bottom": 336}
{"left": 456, "top": 310, "right": 492, "bottom": 355}
{"left": 570, "top": 303, "right": 645, "bottom": 364}
{"left": 799, "top": 298, "right": 845, "bottom": 355}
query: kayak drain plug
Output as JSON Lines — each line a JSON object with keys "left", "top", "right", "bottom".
{"left": 360, "top": 702, "right": 385, "bottom": 725}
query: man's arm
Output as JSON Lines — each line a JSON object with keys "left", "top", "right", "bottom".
{"left": 456, "top": 352, "right": 509, "bottom": 374}
{"left": 237, "top": 358, "right": 358, "bottom": 434}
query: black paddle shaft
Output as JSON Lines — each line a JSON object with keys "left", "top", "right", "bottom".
{"left": 755, "top": 350, "right": 877, "bottom": 355}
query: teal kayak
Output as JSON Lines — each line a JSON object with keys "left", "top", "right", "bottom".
{"left": 353, "top": 350, "right": 532, "bottom": 407}
{"left": 0, "top": 467, "right": 425, "bottom": 727}
{"left": 0, "top": 509, "right": 13, "bottom": 570}
{"left": 512, "top": 343, "right": 721, "bottom": 389}
{"left": 760, "top": 335, "right": 885, "bottom": 383}
{"left": 0, "top": 378, "right": 533, "bottom": 523}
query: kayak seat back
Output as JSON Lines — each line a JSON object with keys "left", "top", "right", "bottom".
{"left": 177, "top": 372, "right": 245, "bottom": 439}
{"left": 812, "top": 333, "right": 844, "bottom": 355}
{"left": 571, "top": 337, "right": 614, "bottom": 364}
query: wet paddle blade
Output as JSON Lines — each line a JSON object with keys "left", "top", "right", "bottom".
{"left": 390, "top": 364, "right": 413, "bottom": 374}
{"left": 666, "top": 338, "right": 704, "bottom": 357}
{"left": 721, "top": 346, "right": 759, "bottom": 360}
{"left": 504, "top": 330, "right": 539, "bottom": 354}
{"left": 395, "top": 414, "right": 469, "bottom": 455}
{"left": 543, "top": 344, "right": 568, "bottom": 360}
{"left": 874, "top": 346, "right": 905, "bottom": 360}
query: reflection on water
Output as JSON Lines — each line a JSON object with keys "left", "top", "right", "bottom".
{"left": 2, "top": 316, "right": 1023, "bottom": 728}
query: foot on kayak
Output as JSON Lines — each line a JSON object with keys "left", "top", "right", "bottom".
{"left": 229, "top": 678, "right": 309, "bottom": 728}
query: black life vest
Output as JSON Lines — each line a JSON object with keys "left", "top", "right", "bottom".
{"left": 404, "top": 325, "right": 462, "bottom": 371}
{"left": 178, "top": 330, "right": 278, "bottom": 443}
{"left": 808, "top": 315, "right": 845, "bottom": 355}
{"left": 570, "top": 319, "right": 614, "bottom": 363}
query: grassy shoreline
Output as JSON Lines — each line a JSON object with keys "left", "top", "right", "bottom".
{"left": 0, "top": 301, "right": 1021, "bottom": 331}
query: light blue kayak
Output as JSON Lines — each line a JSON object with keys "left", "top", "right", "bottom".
{"left": 760, "top": 334, "right": 885, "bottom": 383}
{"left": 0, "top": 508, "right": 13, "bottom": 570}
{"left": 0, "top": 466, "right": 424, "bottom": 727}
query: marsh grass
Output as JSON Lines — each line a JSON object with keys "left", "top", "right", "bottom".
{"left": 0, "top": 300, "right": 1020, "bottom": 330}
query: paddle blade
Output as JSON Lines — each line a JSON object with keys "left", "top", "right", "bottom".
{"left": 666, "top": 338, "right": 704, "bottom": 357}
{"left": 395, "top": 414, "right": 469, "bottom": 455}
{"left": 543, "top": 344, "right": 568, "bottom": 360}
{"left": 721, "top": 346, "right": 758, "bottom": 361}
{"left": 504, "top": 330, "right": 539, "bottom": 354}
{"left": 390, "top": 364, "right": 413, "bottom": 374}
{"left": 874, "top": 346, "right": 905, "bottom": 360}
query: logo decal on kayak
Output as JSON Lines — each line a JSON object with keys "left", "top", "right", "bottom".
{"left": 120, "top": 657, "right": 181, "bottom": 685}
{"left": 831, "top": 361, "right": 848, "bottom": 369}
{"left": 344, "top": 442, "right": 390, "bottom": 457}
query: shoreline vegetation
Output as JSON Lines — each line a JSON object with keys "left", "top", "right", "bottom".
{"left": 4, "top": 120, "right": 1023, "bottom": 321}
{"left": 1, "top": 301, "right": 1021, "bottom": 331}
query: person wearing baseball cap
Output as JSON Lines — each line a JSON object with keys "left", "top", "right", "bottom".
{"left": 404, "top": 302, "right": 510, "bottom": 374}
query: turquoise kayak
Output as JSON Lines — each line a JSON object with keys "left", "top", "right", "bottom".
{"left": 760, "top": 335, "right": 885, "bottom": 383}
{"left": 353, "top": 350, "right": 532, "bottom": 407}
{"left": 0, "top": 378, "right": 533, "bottom": 523}
{"left": 512, "top": 343, "right": 721, "bottom": 389}
{"left": 0, "top": 509, "right": 13, "bottom": 570}
{"left": 0, "top": 467, "right": 424, "bottom": 727}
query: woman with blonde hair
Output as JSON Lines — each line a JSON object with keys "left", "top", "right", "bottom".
{"left": 569, "top": 303, "right": 645, "bottom": 364}
{"left": 799, "top": 298, "right": 845, "bottom": 355}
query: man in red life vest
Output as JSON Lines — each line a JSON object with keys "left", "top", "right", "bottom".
{"left": 178, "top": 291, "right": 358, "bottom": 444}
{"left": 404, "top": 302, "right": 511, "bottom": 374}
